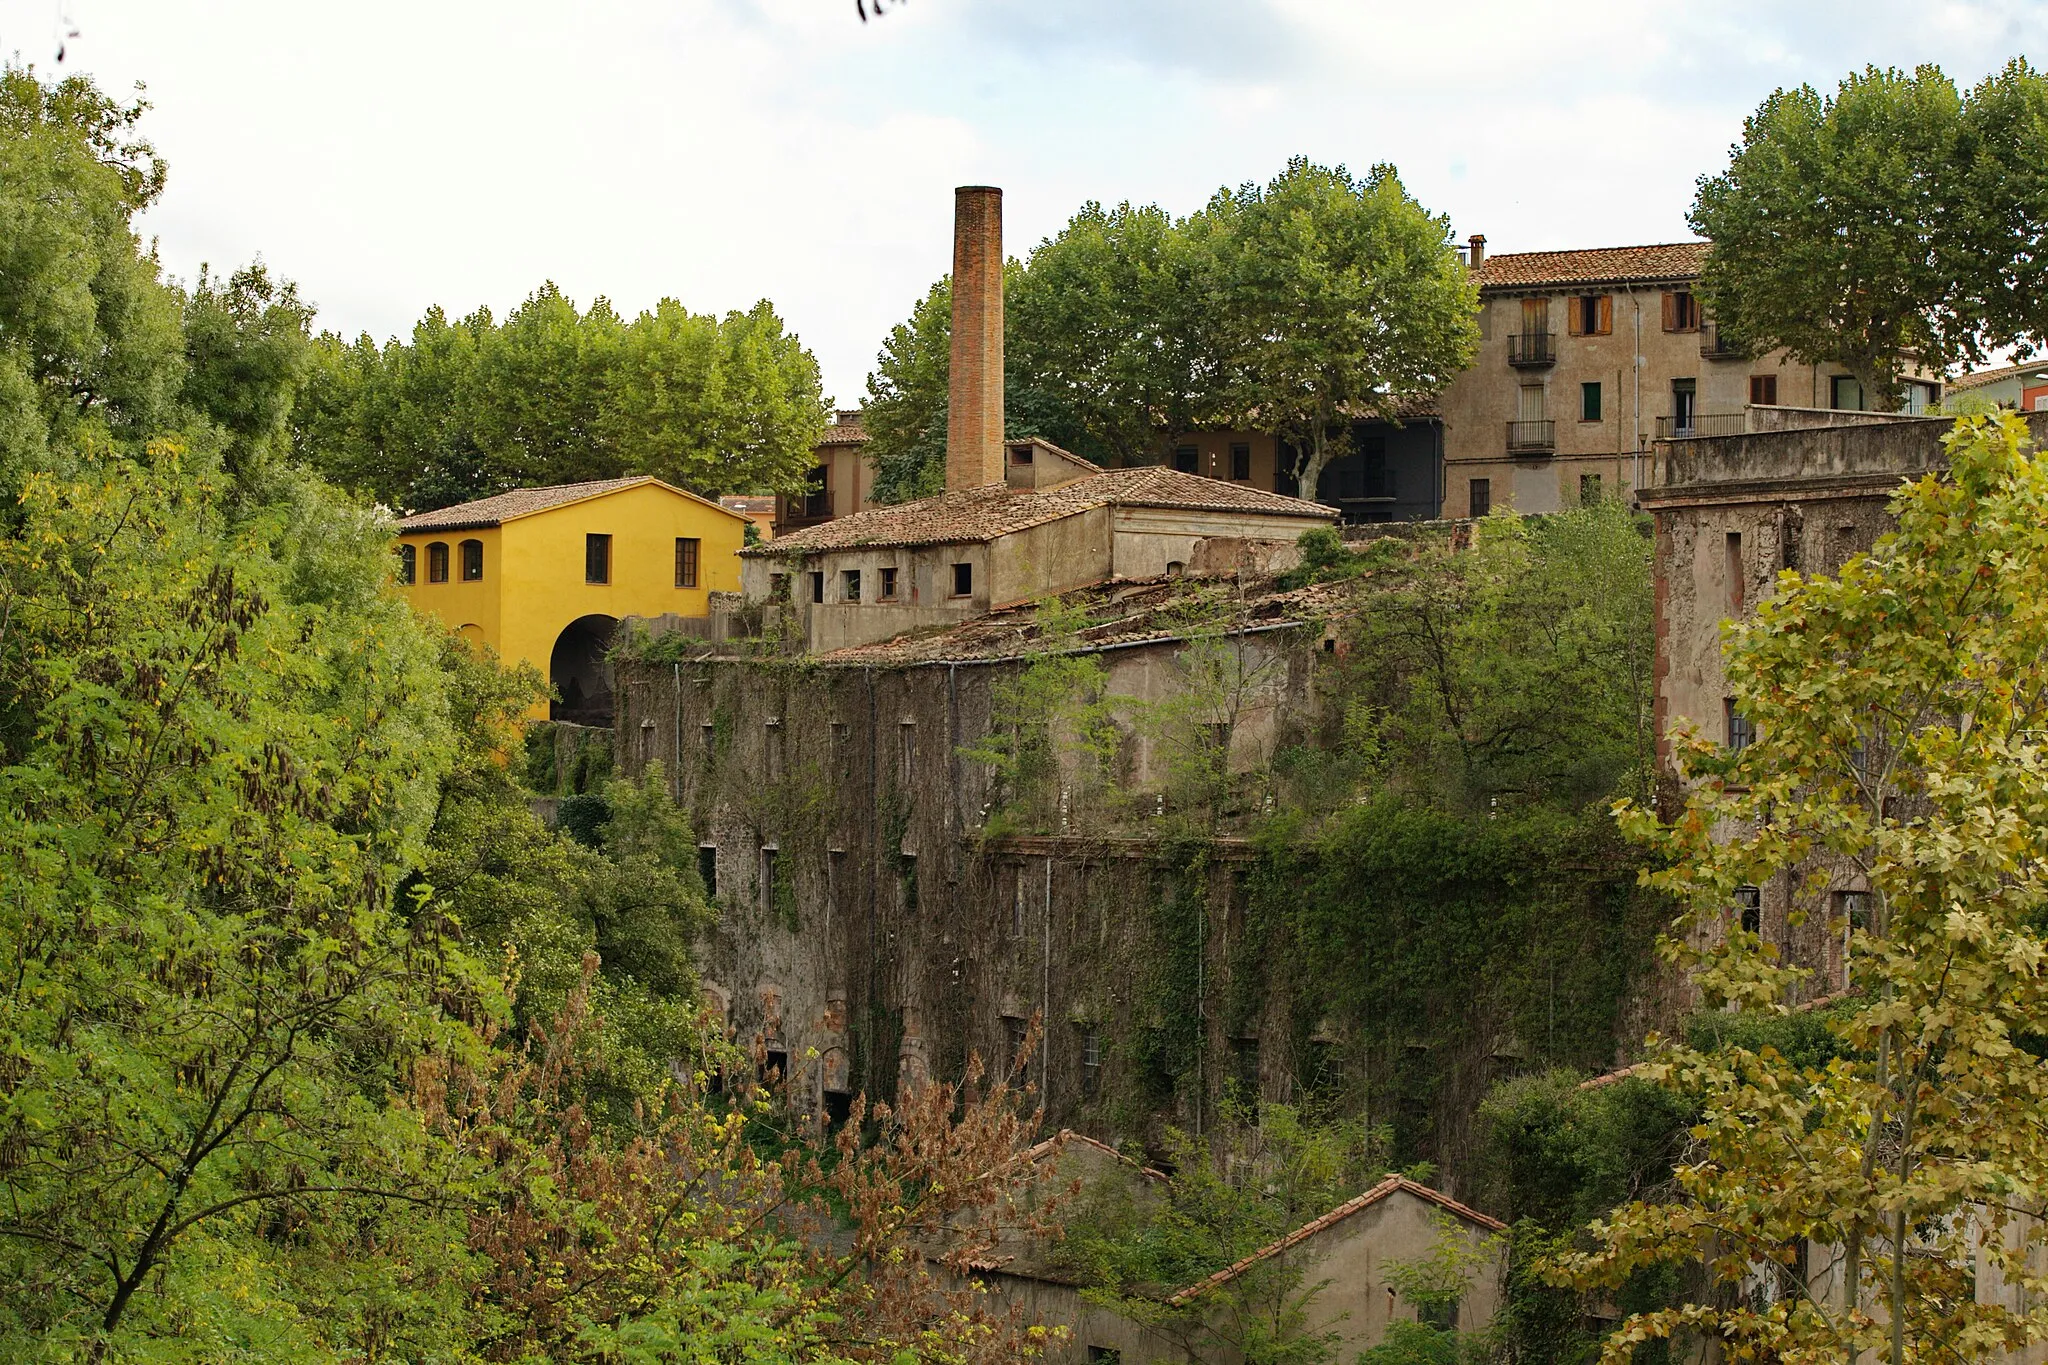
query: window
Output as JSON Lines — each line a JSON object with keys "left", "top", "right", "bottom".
{"left": 802, "top": 465, "right": 829, "bottom": 518}
{"left": 1735, "top": 885, "right": 1762, "bottom": 935}
{"left": 1726, "top": 532, "right": 1744, "bottom": 614}
{"left": 765, "top": 719, "right": 784, "bottom": 781}
{"left": 879, "top": 566, "right": 898, "bottom": 600}
{"left": 1581, "top": 381, "right": 1602, "bottom": 422}
{"left": 769, "top": 572, "right": 789, "bottom": 600}
{"left": 638, "top": 718, "right": 655, "bottom": 763}
{"left": 1469, "top": 479, "right": 1491, "bottom": 518}
{"left": 899, "top": 853, "right": 919, "bottom": 913}
{"left": 1419, "top": 1299, "right": 1460, "bottom": 1333}
{"left": 698, "top": 845, "right": 718, "bottom": 898}
{"left": 831, "top": 721, "right": 851, "bottom": 778}
{"left": 397, "top": 544, "right": 417, "bottom": 584}
{"left": 1081, "top": 1028, "right": 1103, "bottom": 1098}
{"left": 460, "top": 538, "right": 483, "bottom": 581}
{"left": 810, "top": 572, "right": 825, "bottom": 604}
{"left": 1009, "top": 442, "right": 1033, "bottom": 465}
{"left": 898, "top": 720, "right": 917, "bottom": 784}
{"left": 585, "top": 533, "right": 611, "bottom": 584}
{"left": 1726, "top": 698, "right": 1754, "bottom": 752}
{"left": 1831, "top": 374, "right": 1865, "bottom": 411}
{"left": 1010, "top": 864, "right": 1028, "bottom": 938}
{"left": 1520, "top": 297, "right": 1548, "bottom": 336}
{"left": 1900, "top": 380, "right": 1935, "bottom": 415}
{"left": 951, "top": 562, "right": 973, "bottom": 597}
{"left": 1664, "top": 289, "right": 1700, "bottom": 332}
{"left": 1087, "top": 1349, "right": 1122, "bottom": 1365}
{"left": 427, "top": 541, "right": 449, "bottom": 583}
{"left": 1570, "top": 293, "right": 1612, "bottom": 336}
{"left": 1838, "top": 889, "right": 1873, "bottom": 934}
{"left": 1749, "top": 374, "right": 1779, "bottom": 406}
{"left": 1004, "top": 1016, "right": 1030, "bottom": 1084}
{"left": 1171, "top": 445, "right": 1199, "bottom": 474}
{"left": 841, "top": 569, "right": 861, "bottom": 602}
{"left": 1230, "top": 1036, "right": 1260, "bottom": 1099}
{"left": 758, "top": 846, "right": 779, "bottom": 913}
{"left": 1671, "top": 378, "right": 1697, "bottom": 433}
{"left": 1519, "top": 383, "right": 1546, "bottom": 422}
{"left": 700, "top": 721, "right": 715, "bottom": 757}
{"left": 1580, "top": 474, "right": 1603, "bottom": 505}
{"left": 675, "top": 537, "right": 700, "bottom": 588}
{"left": 1229, "top": 442, "right": 1251, "bottom": 481}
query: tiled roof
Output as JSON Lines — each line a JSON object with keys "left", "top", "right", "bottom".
{"left": 1473, "top": 242, "right": 1710, "bottom": 292}
{"left": 818, "top": 414, "right": 869, "bottom": 446}
{"left": 1948, "top": 361, "right": 2048, "bottom": 392}
{"left": 1168, "top": 1177, "right": 1506, "bottom": 1307}
{"left": 721, "top": 495, "right": 777, "bottom": 514}
{"left": 740, "top": 467, "right": 1333, "bottom": 557}
{"left": 397, "top": 476, "right": 744, "bottom": 532}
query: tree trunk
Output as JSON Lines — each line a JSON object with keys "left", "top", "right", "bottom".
{"left": 1295, "top": 426, "right": 1330, "bottom": 504}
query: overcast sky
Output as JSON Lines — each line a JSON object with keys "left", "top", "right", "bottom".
{"left": 3, "top": 0, "right": 2042, "bottom": 403}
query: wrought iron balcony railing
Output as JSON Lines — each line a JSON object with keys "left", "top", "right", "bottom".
{"left": 1505, "top": 419, "right": 1555, "bottom": 453}
{"left": 1507, "top": 331, "right": 1556, "bottom": 367}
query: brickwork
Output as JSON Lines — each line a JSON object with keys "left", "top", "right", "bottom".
{"left": 947, "top": 185, "right": 1005, "bottom": 492}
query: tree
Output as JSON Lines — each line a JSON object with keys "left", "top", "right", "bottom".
{"left": 863, "top": 277, "right": 954, "bottom": 503}
{"left": 177, "top": 260, "right": 317, "bottom": 477}
{"left": 1555, "top": 412, "right": 2048, "bottom": 1362}
{"left": 1202, "top": 159, "right": 1476, "bottom": 498}
{"left": 1949, "top": 59, "right": 2048, "bottom": 362}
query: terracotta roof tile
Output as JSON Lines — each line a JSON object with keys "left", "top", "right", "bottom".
{"left": 742, "top": 468, "right": 1333, "bottom": 557}
{"left": 1948, "top": 361, "right": 2048, "bottom": 392}
{"left": 818, "top": 415, "right": 869, "bottom": 446}
{"left": 1168, "top": 1177, "right": 1505, "bottom": 1307}
{"left": 397, "top": 476, "right": 746, "bottom": 533}
{"left": 1474, "top": 242, "right": 1710, "bottom": 292}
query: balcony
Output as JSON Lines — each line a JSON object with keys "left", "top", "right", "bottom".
{"left": 1507, "top": 331, "right": 1556, "bottom": 368}
{"left": 1505, "top": 419, "right": 1555, "bottom": 454}
{"left": 1699, "top": 322, "right": 1746, "bottom": 360}
{"left": 1655, "top": 411, "right": 1747, "bottom": 440}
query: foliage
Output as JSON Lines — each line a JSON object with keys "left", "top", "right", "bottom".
{"left": 1553, "top": 413, "right": 2048, "bottom": 1362}
{"left": 295, "top": 286, "right": 827, "bottom": 510}
{"left": 1358, "top": 1320, "right": 1488, "bottom": 1365}
{"left": 1359, "top": 1216, "right": 1503, "bottom": 1365}
{"left": 1692, "top": 59, "right": 2048, "bottom": 406}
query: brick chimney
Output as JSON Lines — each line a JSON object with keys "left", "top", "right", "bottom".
{"left": 947, "top": 185, "right": 1005, "bottom": 491}
{"left": 1467, "top": 233, "right": 1486, "bottom": 268}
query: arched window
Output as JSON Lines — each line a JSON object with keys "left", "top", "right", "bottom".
{"left": 396, "top": 544, "right": 416, "bottom": 584}
{"left": 460, "top": 538, "right": 483, "bottom": 581}
{"left": 427, "top": 542, "right": 449, "bottom": 583}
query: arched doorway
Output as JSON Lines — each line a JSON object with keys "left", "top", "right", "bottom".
{"left": 550, "top": 614, "right": 617, "bottom": 726}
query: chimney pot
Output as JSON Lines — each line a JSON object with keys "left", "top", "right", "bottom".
{"left": 947, "top": 186, "right": 1005, "bottom": 492}
{"left": 1468, "top": 233, "right": 1486, "bottom": 268}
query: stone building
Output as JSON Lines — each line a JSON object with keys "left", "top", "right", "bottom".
{"left": 775, "top": 408, "right": 876, "bottom": 537}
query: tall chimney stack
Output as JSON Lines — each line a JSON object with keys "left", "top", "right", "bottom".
{"left": 947, "top": 185, "right": 1005, "bottom": 491}
{"left": 1467, "top": 233, "right": 1486, "bottom": 268}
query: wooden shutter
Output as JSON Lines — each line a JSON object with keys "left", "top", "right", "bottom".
{"left": 1661, "top": 292, "right": 1677, "bottom": 332}
{"left": 1597, "top": 295, "right": 1613, "bottom": 335}
{"left": 1567, "top": 296, "right": 1584, "bottom": 337}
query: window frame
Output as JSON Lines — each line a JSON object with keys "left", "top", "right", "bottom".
{"left": 1581, "top": 381, "right": 1603, "bottom": 423}
{"left": 841, "top": 568, "right": 861, "bottom": 603}
{"left": 1229, "top": 442, "right": 1251, "bottom": 482}
{"left": 585, "top": 533, "right": 612, "bottom": 585}
{"left": 427, "top": 541, "right": 450, "bottom": 584}
{"left": 674, "top": 536, "right": 700, "bottom": 588}
{"left": 1749, "top": 373, "right": 1779, "bottom": 406}
{"left": 1171, "top": 445, "right": 1199, "bottom": 474}
{"left": 1468, "top": 478, "right": 1491, "bottom": 518}
{"left": 397, "top": 543, "right": 417, "bottom": 585}
{"left": 878, "top": 565, "right": 898, "bottom": 601}
{"left": 951, "top": 562, "right": 973, "bottom": 598}
{"left": 460, "top": 538, "right": 484, "bottom": 582}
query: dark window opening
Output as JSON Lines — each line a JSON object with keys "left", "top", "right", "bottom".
{"left": 1171, "top": 444, "right": 1199, "bottom": 474}
{"left": 1010, "top": 864, "right": 1028, "bottom": 938}
{"left": 675, "top": 537, "right": 700, "bottom": 588}
{"left": 763, "top": 1046, "right": 788, "bottom": 1085}
{"left": 770, "top": 572, "right": 789, "bottom": 600}
{"left": 1419, "top": 1299, "right": 1460, "bottom": 1333}
{"left": 1726, "top": 698, "right": 1754, "bottom": 752}
{"left": 898, "top": 721, "right": 917, "bottom": 784}
{"left": 1831, "top": 374, "right": 1865, "bottom": 411}
{"left": 824, "top": 1089, "right": 854, "bottom": 1127}
{"left": 1735, "top": 885, "right": 1762, "bottom": 936}
{"left": 1577, "top": 294, "right": 1606, "bottom": 335}
{"left": 879, "top": 566, "right": 898, "bottom": 600}
{"left": 1839, "top": 889, "right": 1872, "bottom": 934}
{"left": 1081, "top": 1028, "right": 1102, "bottom": 1098}
{"left": 759, "top": 846, "right": 779, "bottom": 912}
{"left": 1010, "top": 443, "right": 1034, "bottom": 465}
{"left": 1230, "top": 1036, "right": 1260, "bottom": 1101}
{"left": 1750, "top": 374, "right": 1779, "bottom": 406}
{"left": 1088, "top": 1349, "right": 1123, "bottom": 1365}
{"left": 1469, "top": 479, "right": 1491, "bottom": 518}
{"left": 700, "top": 721, "right": 716, "bottom": 757}
{"left": 765, "top": 720, "right": 784, "bottom": 781}
{"left": 1582, "top": 381, "right": 1602, "bottom": 422}
{"left": 397, "top": 544, "right": 417, "bottom": 584}
{"left": 811, "top": 571, "right": 825, "bottom": 604}
{"left": 1666, "top": 290, "right": 1700, "bottom": 332}
{"left": 427, "top": 541, "right": 449, "bottom": 583}
{"left": 585, "top": 533, "right": 611, "bottom": 585}
{"left": 1726, "top": 531, "right": 1745, "bottom": 614}
{"left": 1229, "top": 442, "right": 1251, "bottom": 481}
{"left": 460, "top": 538, "right": 483, "bottom": 581}
{"left": 842, "top": 569, "right": 861, "bottom": 602}
{"left": 1671, "top": 378, "right": 1698, "bottom": 434}
{"left": 899, "top": 853, "right": 919, "bottom": 913}
{"left": 638, "top": 718, "right": 655, "bottom": 763}
{"left": 698, "top": 845, "right": 718, "bottom": 898}
{"left": 802, "top": 465, "right": 830, "bottom": 519}
{"left": 951, "top": 562, "right": 973, "bottom": 597}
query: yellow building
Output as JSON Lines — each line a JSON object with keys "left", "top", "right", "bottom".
{"left": 395, "top": 476, "right": 748, "bottom": 722}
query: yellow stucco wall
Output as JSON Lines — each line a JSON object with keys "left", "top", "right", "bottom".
{"left": 397, "top": 480, "right": 746, "bottom": 715}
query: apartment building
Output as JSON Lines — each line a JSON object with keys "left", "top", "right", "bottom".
{"left": 1438, "top": 238, "right": 1939, "bottom": 518}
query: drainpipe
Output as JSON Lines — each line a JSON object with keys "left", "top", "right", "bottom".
{"left": 1042, "top": 856, "right": 1052, "bottom": 1101}
{"left": 1631, "top": 290, "right": 1644, "bottom": 493}
{"left": 672, "top": 662, "right": 682, "bottom": 797}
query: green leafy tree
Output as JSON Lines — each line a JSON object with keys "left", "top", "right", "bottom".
{"left": 176, "top": 260, "right": 317, "bottom": 477}
{"left": 1202, "top": 159, "right": 1477, "bottom": 498}
{"left": 1555, "top": 412, "right": 2048, "bottom": 1363}
{"left": 863, "top": 276, "right": 954, "bottom": 503}
{"left": 1949, "top": 58, "right": 2048, "bottom": 362}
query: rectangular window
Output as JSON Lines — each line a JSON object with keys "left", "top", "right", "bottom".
{"left": 898, "top": 720, "right": 916, "bottom": 784}
{"left": 951, "top": 562, "right": 973, "bottom": 597}
{"left": 811, "top": 572, "right": 824, "bottom": 604}
{"left": 1570, "top": 293, "right": 1612, "bottom": 336}
{"left": 1087, "top": 1349, "right": 1122, "bottom": 1365}
{"left": 1469, "top": 478, "right": 1491, "bottom": 518}
{"left": 428, "top": 542, "right": 449, "bottom": 583}
{"left": 1749, "top": 374, "right": 1779, "bottom": 406}
{"left": 1581, "top": 381, "right": 1602, "bottom": 422}
{"left": 674, "top": 537, "right": 700, "bottom": 588}
{"left": 765, "top": 719, "right": 784, "bottom": 781}
{"left": 1900, "top": 380, "right": 1934, "bottom": 415}
{"left": 397, "top": 544, "right": 417, "bottom": 584}
{"left": 1580, "top": 473, "right": 1603, "bottom": 505}
{"left": 698, "top": 845, "right": 718, "bottom": 899}
{"left": 1726, "top": 532, "right": 1744, "bottom": 614}
{"left": 1838, "top": 889, "right": 1872, "bottom": 933}
{"left": 878, "top": 566, "right": 898, "bottom": 600}
{"left": 585, "top": 533, "right": 611, "bottom": 585}
{"left": 758, "top": 846, "right": 779, "bottom": 913}
{"left": 1735, "top": 885, "right": 1762, "bottom": 936}
{"left": 1664, "top": 290, "right": 1700, "bottom": 332}
{"left": 769, "top": 572, "right": 789, "bottom": 600}
{"left": 1831, "top": 374, "right": 1865, "bottom": 411}
{"left": 899, "top": 853, "right": 919, "bottom": 913}
{"left": 461, "top": 539, "right": 483, "bottom": 581}
{"left": 1011, "top": 864, "right": 1028, "bottom": 938}
{"left": 1519, "top": 383, "right": 1547, "bottom": 422}
{"left": 1081, "top": 1028, "right": 1102, "bottom": 1098}
{"left": 1726, "top": 698, "right": 1754, "bottom": 752}
{"left": 1171, "top": 445, "right": 1199, "bottom": 474}
{"left": 1231, "top": 1036, "right": 1260, "bottom": 1099}
{"left": 802, "top": 465, "right": 830, "bottom": 519}
{"left": 1229, "top": 442, "right": 1251, "bottom": 481}
{"left": 841, "top": 569, "right": 861, "bottom": 602}
{"left": 1009, "top": 442, "right": 1034, "bottom": 465}
{"left": 700, "top": 721, "right": 715, "bottom": 757}
{"left": 1671, "top": 378, "right": 1697, "bottom": 433}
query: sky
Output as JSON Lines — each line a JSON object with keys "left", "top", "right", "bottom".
{"left": 2, "top": 0, "right": 2042, "bottom": 404}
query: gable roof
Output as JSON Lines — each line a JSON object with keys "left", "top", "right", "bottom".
{"left": 818, "top": 412, "right": 869, "bottom": 446}
{"left": 397, "top": 476, "right": 747, "bottom": 533}
{"left": 743, "top": 466, "right": 1333, "bottom": 557}
{"left": 1167, "top": 1177, "right": 1505, "bottom": 1308}
{"left": 1949, "top": 361, "right": 2048, "bottom": 393}
{"left": 1474, "top": 242, "right": 1710, "bottom": 292}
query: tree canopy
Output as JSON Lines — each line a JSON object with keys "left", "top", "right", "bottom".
{"left": 1691, "top": 59, "right": 2048, "bottom": 408}
{"left": 295, "top": 285, "right": 829, "bottom": 512}
{"left": 861, "top": 158, "right": 1475, "bottom": 502}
